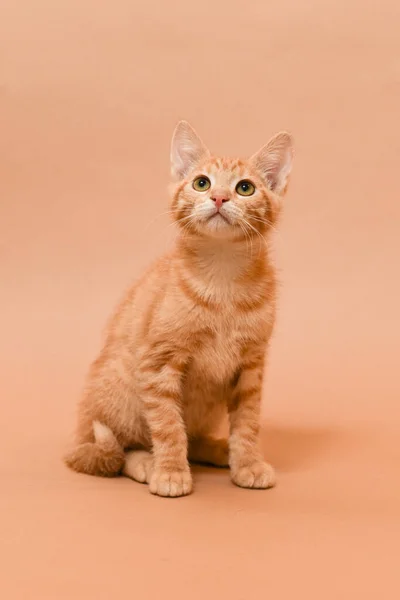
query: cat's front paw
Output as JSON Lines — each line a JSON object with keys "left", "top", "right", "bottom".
{"left": 231, "top": 461, "right": 276, "bottom": 489}
{"left": 149, "top": 467, "right": 193, "bottom": 497}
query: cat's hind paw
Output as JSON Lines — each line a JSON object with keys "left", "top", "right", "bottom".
{"left": 123, "top": 450, "right": 153, "bottom": 483}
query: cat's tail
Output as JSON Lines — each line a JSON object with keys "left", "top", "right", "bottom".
{"left": 64, "top": 421, "right": 125, "bottom": 477}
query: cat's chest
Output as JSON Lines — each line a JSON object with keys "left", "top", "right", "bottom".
{"left": 190, "top": 320, "right": 245, "bottom": 383}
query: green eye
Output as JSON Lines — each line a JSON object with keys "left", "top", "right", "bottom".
{"left": 236, "top": 180, "right": 255, "bottom": 196}
{"left": 193, "top": 176, "right": 211, "bottom": 192}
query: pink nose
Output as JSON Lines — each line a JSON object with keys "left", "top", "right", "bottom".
{"left": 211, "top": 193, "right": 230, "bottom": 209}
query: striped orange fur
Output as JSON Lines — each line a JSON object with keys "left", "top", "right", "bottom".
{"left": 64, "top": 121, "right": 294, "bottom": 497}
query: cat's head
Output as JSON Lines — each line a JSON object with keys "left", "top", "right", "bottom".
{"left": 170, "top": 121, "right": 293, "bottom": 240}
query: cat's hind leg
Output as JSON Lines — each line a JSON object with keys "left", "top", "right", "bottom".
{"left": 185, "top": 378, "right": 230, "bottom": 467}
{"left": 123, "top": 450, "right": 153, "bottom": 483}
{"left": 124, "top": 440, "right": 229, "bottom": 484}
{"left": 189, "top": 437, "right": 229, "bottom": 467}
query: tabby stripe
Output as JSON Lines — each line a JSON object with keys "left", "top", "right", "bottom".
{"left": 151, "top": 427, "right": 181, "bottom": 445}
{"left": 230, "top": 424, "right": 259, "bottom": 444}
{"left": 142, "top": 383, "right": 181, "bottom": 401}
{"left": 234, "top": 292, "right": 269, "bottom": 312}
{"left": 140, "top": 353, "right": 187, "bottom": 374}
{"left": 237, "top": 386, "right": 261, "bottom": 401}
{"left": 242, "top": 357, "right": 264, "bottom": 371}
{"left": 177, "top": 272, "right": 217, "bottom": 309}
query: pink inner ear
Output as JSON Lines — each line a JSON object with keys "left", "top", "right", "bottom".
{"left": 251, "top": 133, "right": 293, "bottom": 194}
{"left": 171, "top": 122, "right": 209, "bottom": 179}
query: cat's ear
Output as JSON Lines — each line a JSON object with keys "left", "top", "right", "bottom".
{"left": 250, "top": 132, "right": 294, "bottom": 195}
{"left": 171, "top": 121, "right": 210, "bottom": 180}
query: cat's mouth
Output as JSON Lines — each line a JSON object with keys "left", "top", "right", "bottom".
{"left": 207, "top": 212, "right": 230, "bottom": 224}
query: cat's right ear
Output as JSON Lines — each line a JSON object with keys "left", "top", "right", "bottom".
{"left": 171, "top": 121, "right": 209, "bottom": 180}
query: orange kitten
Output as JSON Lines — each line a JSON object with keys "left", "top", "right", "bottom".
{"left": 64, "top": 121, "right": 294, "bottom": 497}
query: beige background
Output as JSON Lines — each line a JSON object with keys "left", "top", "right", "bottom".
{"left": 1, "top": 0, "right": 399, "bottom": 598}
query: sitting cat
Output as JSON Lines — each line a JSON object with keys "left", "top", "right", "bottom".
{"left": 64, "top": 121, "right": 294, "bottom": 497}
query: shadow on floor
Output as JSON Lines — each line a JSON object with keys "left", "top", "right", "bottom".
{"left": 191, "top": 424, "right": 345, "bottom": 478}
{"left": 260, "top": 424, "right": 343, "bottom": 472}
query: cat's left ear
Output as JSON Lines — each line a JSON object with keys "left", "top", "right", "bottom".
{"left": 250, "top": 132, "right": 294, "bottom": 195}
{"left": 171, "top": 121, "right": 210, "bottom": 180}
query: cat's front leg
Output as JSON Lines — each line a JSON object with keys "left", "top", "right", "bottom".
{"left": 228, "top": 347, "right": 275, "bottom": 489}
{"left": 138, "top": 345, "right": 192, "bottom": 497}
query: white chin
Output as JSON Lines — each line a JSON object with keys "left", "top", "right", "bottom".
{"left": 198, "top": 215, "right": 237, "bottom": 238}
{"left": 206, "top": 214, "right": 230, "bottom": 229}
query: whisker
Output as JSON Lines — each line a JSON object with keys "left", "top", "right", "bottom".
{"left": 244, "top": 221, "right": 262, "bottom": 258}
{"left": 164, "top": 212, "right": 198, "bottom": 233}
{"left": 247, "top": 214, "right": 280, "bottom": 236}
{"left": 143, "top": 208, "right": 191, "bottom": 234}
{"left": 241, "top": 218, "right": 269, "bottom": 258}
{"left": 238, "top": 221, "right": 252, "bottom": 256}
